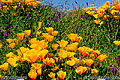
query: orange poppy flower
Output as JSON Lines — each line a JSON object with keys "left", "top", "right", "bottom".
{"left": 111, "top": 10, "right": 116, "bottom": 15}
{"left": 48, "top": 72, "right": 55, "bottom": 78}
{"left": 93, "top": 50, "right": 100, "bottom": 57}
{"left": 91, "top": 69, "right": 98, "bottom": 75}
{"left": 98, "top": 13, "right": 103, "bottom": 17}
{"left": 105, "top": 1, "right": 110, "bottom": 5}
{"left": 58, "top": 49, "right": 67, "bottom": 59}
{"left": 67, "top": 52, "right": 75, "bottom": 59}
{"left": 52, "top": 31, "right": 58, "bottom": 36}
{"left": 57, "top": 40, "right": 68, "bottom": 48}
{"left": 0, "top": 63, "right": 8, "bottom": 71}
{"left": 17, "top": 33, "right": 25, "bottom": 40}
{"left": 9, "top": 43, "right": 15, "bottom": 49}
{"left": 113, "top": 41, "right": 120, "bottom": 46}
{"left": 38, "top": 49, "right": 48, "bottom": 61}
{"left": 31, "top": 63, "right": 42, "bottom": 70}
{"left": 6, "top": 39, "right": 14, "bottom": 44}
{"left": 48, "top": 53, "right": 53, "bottom": 58}
{"left": 82, "top": 52, "right": 89, "bottom": 57}
{"left": 114, "top": 16, "right": 118, "bottom": 19}
{"left": 47, "top": 35, "right": 54, "bottom": 42}
{"left": 90, "top": 54, "right": 95, "bottom": 60}
{"left": 43, "top": 58, "right": 55, "bottom": 66}
{"left": 38, "top": 22, "right": 42, "bottom": 30}
{"left": 37, "top": 68, "right": 42, "bottom": 75}
{"left": 0, "top": 7, "right": 2, "bottom": 10}
{"left": 24, "top": 30, "right": 31, "bottom": 36}
{"left": 28, "top": 69, "right": 37, "bottom": 79}
{"left": 26, "top": 49, "right": 39, "bottom": 63}
{"left": 46, "top": 27, "right": 53, "bottom": 34}
{"left": 57, "top": 70, "right": 66, "bottom": 79}
{"left": 36, "top": 1, "right": 40, "bottom": 4}
{"left": 3, "top": 6, "right": 7, "bottom": 9}
{"left": 100, "top": 9, "right": 105, "bottom": 13}
{"left": 36, "top": 31, "right": 41, "bottom": 36}
{"left": 7, "top": 58, "right": 18, "bottom": 67}
{"left": 76, "top": 36, "right": 82, "bottom": 42}
{"left": 0, "top": 43, "right": 2, "bottom": 49}
{"left": 6, "top": 52, "right": 17, "bottom": 58}
{"left": 98, "top": 54, "right": 108, "bottom": 62}
{"left": 112, "top": 6, "right": 116, "bottom": 9}
{"left": 67, "top": 33, "right": 78, "bottom": 42}
{"left": 104, "top": 15, "right": 109, "bottom": 19}
{"left": 85, "top": 59, "right": 94, "bottom": 66}
{"left": 51, "top": 66, "right": 59, "bottom": 71}
{"left": 52, "top": 44, "right": 59, "bottom": 50}
{"left": 13, "top": 6, "right": 17, "bottom": 10}
{"left": 78, "top": 47, "right": 84, "bottom": 53}
{"left": 66, "top": 60, "right": 75, "bottom": 66}
{"left": 90, "top": 4, "right": 94, "bottom": 7}
{"left": 94, "top": 20, "right": 100, "bottom": 24}
{"left": 68, "top": 9, "right": 70, "bottom": 12}
{"left": 19, "top": 58, "right": 25, "bottom": 64}
{"left": 75, "top": 66, "right": 87, "bottom": 75}
{"left": 66, "top": 43, "right": 78, "bottom": 51}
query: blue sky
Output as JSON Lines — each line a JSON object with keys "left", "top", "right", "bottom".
{"left": 39, "top": 0, "right": 117, "bottom": 11}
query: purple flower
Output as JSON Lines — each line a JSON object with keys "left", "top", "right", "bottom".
{"left": 7, "top": 29, "right": 9, "bottom": 33}
{"left": 115, "top": 68, "right": 118, "bottom": 76}
{"left": 0, "top": 56, "right": 2, "bottom": 58}
{"left": 63, "top": 31, "right": 65, "bottom": 34}
{"left": 51, "top": 18, "right": 53, "bottom": 21}
{"left": 6, "top": 26, "right": 7, "bottom": 29}
{"left": 1, "top": 70, "right": 3, "bottom": 72}
{"left": 118, "top": 57, "right": 120, "bottom": 63}
{"left": 3, "top": 42, "right": 5, "bottom": 46}
{"left": 110, "top": 64, "right": 112, "bottom": 67}
{"left": 80, "top": 15, "right": 83, "bottom": 18}
{"left": 53, "top": 57, "right": 56, "bottom": 61}
{"left": 58, "top": 60, "right": 60, "bottom": 65}
{"left": 4, "top": 32, "right": 6, "bottom": 39}
{"left": 1, "top": 4, "right": 3, "bottom": 9}
{"left": 26, "top": 37, "right": 29, "bottom": 42}
{"left": 83, "top": 15, "right": 86, "bottom": 18}
{"left": 56, "top": 16, "right": 58, "bottom": 21}
{"left": 44, "top": 55, "right": 47, "bottom": 59}
{"left": 31, "top": 31, "right": 33, "bottom": 37}
{"left": 80, "top": 55, "right": 82, "bottom": 61}
{"left": 69, "top": 66, "right": 72, "bottom": 70}
{"left": 79, "top": 25, "right": 80, "bottom": 28}
{"left": 30, "top": 5, "right": 32, "bottom": 8}
{"left": 110, "top": 67, "right": 115, "bottom": 73}
{"left": 10, "top": 24, "right": 13, "bottom": 28}
{"left": 16, "top": 2, "right": 18, "bottom": 6}
{"left": 76, "top": 63, "right": 79, "bottom": 67}
{"left": 25, "top": 42, "right": 28, "bottom": 47}
{"left": 75, "top": 26, "right": 77, "bottom": 29}
{"left": 110, "top": 50, "right": 112, "bottom": 52}
{"left": 97, "top": 25, "right": 98, "bottom": 28}
{"left": 98, "top": 62, "right": 100, "bottom": 66}
{"left": 3, "top": 3, "right": 5, "bottom": 6}
{"left": 119, "top": 62, "right": 120, "bottom": 67}
{"left": 27, "top": 14, "right": 29, "bottom": 17}
{"left": 5, "top": 20, "right": 7, "bottom": 23}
